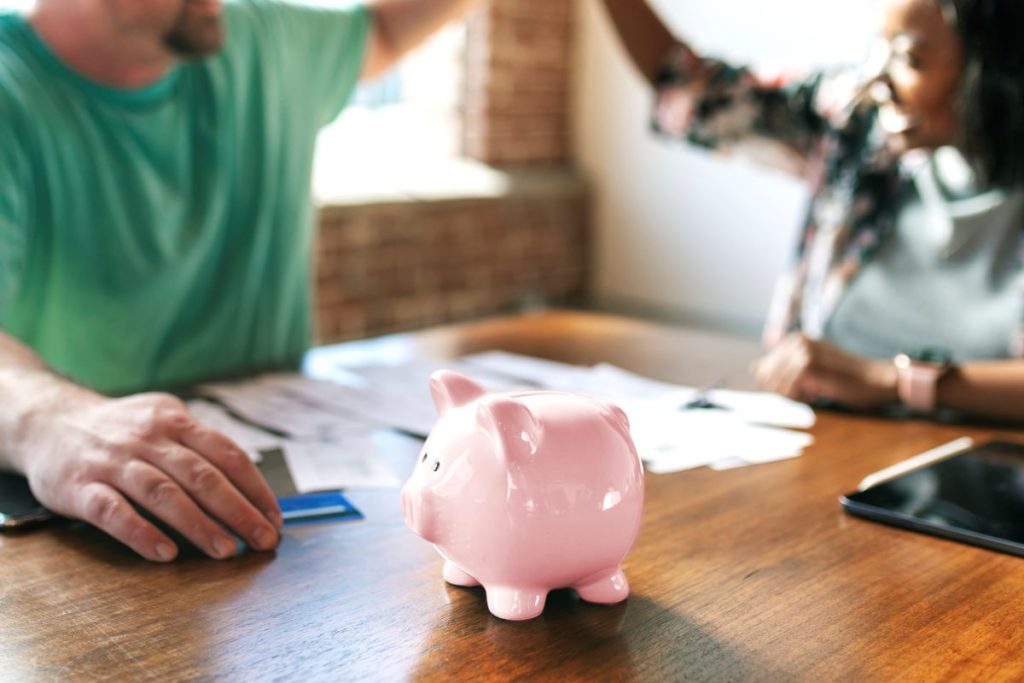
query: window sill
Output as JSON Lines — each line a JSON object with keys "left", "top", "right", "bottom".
{"left": 313, "top": 157, "right": 587, "bottom": 220}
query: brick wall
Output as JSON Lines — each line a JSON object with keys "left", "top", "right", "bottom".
{"left": 464, "top": 0, "right": 574, "bottom": 165}
{"left": 315, "top": 174, "right": 588, "bottom": 343}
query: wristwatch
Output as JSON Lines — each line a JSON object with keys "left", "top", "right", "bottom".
{"left": 893, "top": 348, "right": 953, "bottom": 414}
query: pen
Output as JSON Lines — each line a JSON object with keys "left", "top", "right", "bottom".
{"left": 857, "top": 436, "right": 974, "bottom": 491}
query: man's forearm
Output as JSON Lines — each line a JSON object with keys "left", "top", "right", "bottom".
{"left": 363, "top": 0, "right": 480, "bottom": 79}
{"left": 601, "top": 0, "right": 687, "bottom": 85}
{"left": 0, "top": 332, "right": 98, "bottom": 472}
{"left": 0, "top": 331, "right": 285, "bottom": 560}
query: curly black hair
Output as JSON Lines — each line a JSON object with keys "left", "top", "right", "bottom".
{"left": 941, "top": 0, "right": 1024, "bottom": 188}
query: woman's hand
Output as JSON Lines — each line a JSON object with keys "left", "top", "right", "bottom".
{"left": 753, "top": 332, "right": 899, "bottom": 410}
{"left": 19, "top": 392, "right": 282, "bottom": 562}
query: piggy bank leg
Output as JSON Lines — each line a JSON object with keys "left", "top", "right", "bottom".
{"left": 442, "top": 560, "right": 480, "bottom": 587}
{"left": 485, "top": 586, "right": 547, "bottom": 621}
{"left": 575, "top": 568, "right": 629, "bottom": 605}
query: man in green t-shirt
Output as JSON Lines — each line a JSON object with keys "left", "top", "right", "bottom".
{"left": 0, "top": 0, "right": 478, "bottom": 561}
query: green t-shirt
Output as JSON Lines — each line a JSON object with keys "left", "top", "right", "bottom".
{"left": 0, "top": 1, "right": 369, "bottom": 394}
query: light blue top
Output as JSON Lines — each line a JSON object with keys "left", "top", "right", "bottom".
{"left": 0, "top": 1, "right": 370, "bottom": 393}
{"left": 826, "top": 147, "right": 1024, "bottom": 361}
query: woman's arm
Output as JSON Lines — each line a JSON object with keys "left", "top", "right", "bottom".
{"left": 938, "top": 362, "right": 1024, "bottom": 423}
{"left": 600, "top": 0, "right": 828, "bottom": 177}
{"left": 753, "top": 333, "right": 1024, "bottom": 423}
{"left": 601, "top": 0, "right": 693, "bottom": 86}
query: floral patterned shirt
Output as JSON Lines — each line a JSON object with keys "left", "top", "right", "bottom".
{"left": 652, "top": 46, "right": 1024, "bottom": 358}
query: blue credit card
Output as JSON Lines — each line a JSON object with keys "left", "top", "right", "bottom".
{"left": 278, "top": 490, "right": 363, "bottom": 527}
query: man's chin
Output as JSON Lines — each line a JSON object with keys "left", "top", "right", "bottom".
{"left": 164, "top": 16, "right": 226, "bottom": 58}
{"left": 185, "top": 0, "right": 224, "bottom": 18}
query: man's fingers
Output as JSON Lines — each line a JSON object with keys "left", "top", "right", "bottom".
{"left": 115, "top": 460, "right": 240, "bottom": 560}
{"left": 178, "top": 424, "right": 282, "bottom": 531}
{"left": 77, "top": 481, "right": 178, "bottom": 562}
{"left": 153, "top": 444, "right": 279, "bottom": 552}
{"left": 34, "top": 391, "right": 285, "bottom": 564}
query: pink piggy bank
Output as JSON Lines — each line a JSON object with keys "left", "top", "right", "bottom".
{"left": 400, "top": 370, "right": 645, "bottom": 621}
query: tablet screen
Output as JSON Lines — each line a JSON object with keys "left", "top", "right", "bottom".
{"left": 841, "top": 440, "right": 1024, "bottom": 554}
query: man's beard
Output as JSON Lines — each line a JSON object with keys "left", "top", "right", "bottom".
{"left": 163, "top": 10, "right": 225, "bottom": 58}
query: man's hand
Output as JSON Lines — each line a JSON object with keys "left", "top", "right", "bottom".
{"left": 753, "top": 333, "right": 899, "bottom": 411}
{"left": 20, "top": 392, "right": 282, "bottom": 562}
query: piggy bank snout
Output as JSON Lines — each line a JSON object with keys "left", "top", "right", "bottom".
{"left": 400, "top": 486, "right": 412, "bottom": 527}
{"left": 401, "top": 484, "right": 436, "bottom": 543}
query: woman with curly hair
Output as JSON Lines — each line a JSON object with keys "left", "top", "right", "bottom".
{"left": 603, "top": 0, "right": 1024, "bottom": 422}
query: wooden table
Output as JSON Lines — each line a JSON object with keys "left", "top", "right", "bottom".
{"left": 2, "top": 310, "right": 1023, "bottom": 681}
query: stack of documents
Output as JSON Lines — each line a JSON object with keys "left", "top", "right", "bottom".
{"left": 190, "top": 375, "right": 401, "bottom": 494}
{"left": 461, "top": 352, "right": 815, "bottom": 473}
{"left": 188, "top": 350, "right": 816, "bottom": 493}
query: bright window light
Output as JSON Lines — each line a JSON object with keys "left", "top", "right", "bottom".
{"left": 315, "top": 21, "right": 467, "bottom": 199}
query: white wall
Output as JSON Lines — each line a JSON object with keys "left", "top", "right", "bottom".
{"left": 573, "top": 0, "right": 878, "bottom": 337}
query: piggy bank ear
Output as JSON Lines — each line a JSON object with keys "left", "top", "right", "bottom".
{"left": 602, "top": 401, "right": 631, "bottom": 438}
{"left": 477, "top": 396, "right": 541, "bottom": 464}
{"left": 429, "top": 370, "right": 487, "bottom": 416}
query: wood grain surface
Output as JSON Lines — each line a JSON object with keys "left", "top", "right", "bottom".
{"left": 2, "top": 310, "right": 1022, "bottom": 682}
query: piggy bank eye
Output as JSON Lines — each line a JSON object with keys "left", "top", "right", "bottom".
{"left": 432, "top": 460, "right": 441, "bottom": 472}
{"left": 421, "top": 452, "right": 428, "bottom": 463}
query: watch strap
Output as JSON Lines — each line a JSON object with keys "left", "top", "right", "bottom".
{"left": 894, "top": 353, "right": 949, "bottom": 414}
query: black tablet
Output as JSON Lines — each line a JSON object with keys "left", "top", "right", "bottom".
{"left": 840, "top": 440, "right": 1024, "bottom": 558}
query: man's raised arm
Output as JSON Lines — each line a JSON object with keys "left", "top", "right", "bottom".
{"left": 361, "top": 0, "right": 481, "bottom": 79}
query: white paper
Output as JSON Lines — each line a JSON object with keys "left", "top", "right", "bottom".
{"left": 456, "top": 352, "right": 815, "bottom": 471}
{"left": 198, "top": 374, "right": 379, "bottom": 440}
{"left": 461, "top": 353, "right": 814, "bottom": 428}
{"left": 344, "top": 358, "right": 528, "bottom": 437}
{"left": 703, "top": 389, "right": 817, "bottom": 430}
{"left": 571, "top": 363, "right": 815, "bottom": 430}
{"left": 199, "top": 350, "right": 817, "bottom": 480}
{"left": 620, "top": 400, "right": 813, "bottom": 474}
{"left": 461, "top": 350, "right": 591, "bottom": 392}
{"left": 185, "top": 399, "right": 283, "bottom": 462}
{"left": 350, "top": 357, "right": 522, "bottom": 393}
{"left": 281, "top": 437, "right": 400, "bottom": 493}
{"left": 584, "top": 363, "right": 695, "bottom": 401}
{"left": 194, "top": 375, "right": 422, "bottom": 491}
